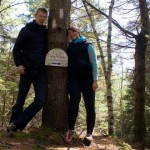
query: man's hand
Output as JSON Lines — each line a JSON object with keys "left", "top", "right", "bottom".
{"left": 17, "top": 65, "right": 25, "bottom": 74}
{"left": 92, "top": 80, "right": 98, "bottom": 92}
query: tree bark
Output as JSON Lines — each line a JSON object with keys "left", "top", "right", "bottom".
{"left": 134, "top": 33, "right": 147, "bottom": 145}
{"left": 82, "top": 0, "right": 114, "bottom": 135}
{"left": 84, "top": 0, "right": 149, "bottom": 145}
{"left": 134, "top": 0, "right": 149, "bottom": 147}
{"left": 105, "top": 0, "right": 114, "bottom": 135}
{"left": 42, "top": 0, "right": 71, "bottom": 131}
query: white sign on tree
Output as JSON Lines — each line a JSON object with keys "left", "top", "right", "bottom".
{"left": 45, "top": 48, "right": 68, "bottom": 67}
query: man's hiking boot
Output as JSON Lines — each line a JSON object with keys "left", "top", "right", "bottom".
{"left": 7, "top": 123, "right": 18, "bottom": 137}
{"left": 63, "top": 129, "right": 75, "bottom": 143}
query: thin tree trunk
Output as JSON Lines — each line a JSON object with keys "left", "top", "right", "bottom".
{"left": 42, "top": 0, "right": 71, "bottom": 131}
{"left": 120, "top": 58, "right": 124, "bottom": 139}
{"left": 82, "top": 0, "right": 114, "bottom": 135}
{"left": 1, "top": 92, "right": 6, "bottom": 126}
{"left": 105, "top": 0, "right": 114, "bottom": 135}
{"left": 1, "top": 51, "right": 11, "bottom": 126}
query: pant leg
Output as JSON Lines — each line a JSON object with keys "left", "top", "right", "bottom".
{"left": 14, "top": 69, "right": 48, "bottom": 131}
{"left": 81, "top": 78, "right": 95, "bottom": 135}
{"left": 10, "top": 73, "right": 31, "bottom": 123}
{"left": 68, "top": 78, "right": 81, "bottom": 130}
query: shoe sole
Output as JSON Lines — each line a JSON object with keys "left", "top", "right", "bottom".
{"left": 82, "top": 137, "right": 92, "bottom": 146}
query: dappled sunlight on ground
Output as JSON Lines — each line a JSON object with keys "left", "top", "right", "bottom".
{"left": 0, "top": 127, "right": 147, "bottom": 149}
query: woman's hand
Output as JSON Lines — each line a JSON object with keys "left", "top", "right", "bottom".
{"left": 92, "top": 80, "right": 98, "bottom": 92}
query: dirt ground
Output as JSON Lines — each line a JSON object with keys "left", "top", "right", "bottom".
{"left": 0, "top": 136, "right": 126, "bottom": 150}
{"left": 0, "top": 128, "right": 147, "bottom": 150}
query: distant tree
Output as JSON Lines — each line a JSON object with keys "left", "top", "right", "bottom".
{"left": 82, "top": 0, "right": 115, "bottom": 135}
{"left": 133, "top": 0, "right": 149, "bottom": 147}
{"left": 84, "top": 0, "right": 150, "bottom": 147}
{"left": 145, "top": 40, "right": 150, "bottom": 143}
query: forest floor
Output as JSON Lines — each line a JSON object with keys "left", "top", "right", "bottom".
{"left": 0, "top": 127, "right": 149, "bottom": 150}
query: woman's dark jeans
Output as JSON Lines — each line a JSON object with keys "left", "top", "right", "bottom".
{"left": 10, "top": 68, "right": 47, "bottom": 131}
{"left": 68, "top": 77, "right": 95, "bottom": 135}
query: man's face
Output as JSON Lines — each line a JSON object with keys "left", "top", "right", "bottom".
{"left": 35, "top": 10, "right": 47, "bottom": 25}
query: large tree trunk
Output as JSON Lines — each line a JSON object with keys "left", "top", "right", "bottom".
{"left": 134, "top": 33, "right": 147, "bottom": 146}
{"left": 133, "top": 0, "right": 149, "bottom": 147}
{"left": 42, "top": 0, "right": 71, "bottom": 130}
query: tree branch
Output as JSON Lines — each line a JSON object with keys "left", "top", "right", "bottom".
{"left": 84, "top": 0, "right": 136, "bottom": 38}
{"left": 0, "top": 2, "right": 29, "bottom": 13}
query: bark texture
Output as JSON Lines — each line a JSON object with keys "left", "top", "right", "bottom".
{"left": 42, "top": 0, "right": 71, "bottom": 130}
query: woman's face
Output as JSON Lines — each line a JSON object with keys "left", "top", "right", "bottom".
{"left": 68, "top": 29, "right": 80, "bottom": 40}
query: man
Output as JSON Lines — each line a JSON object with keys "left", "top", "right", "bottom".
{"left": 7, "top": 7, "right": 48, "bottom": 136}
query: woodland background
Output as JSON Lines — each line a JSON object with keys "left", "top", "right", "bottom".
{"left": 0, "top": 0, "right": 150, "bottom": 149}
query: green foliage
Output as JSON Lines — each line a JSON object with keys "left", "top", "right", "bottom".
{"left": 111, "top": 136, "right": 132, "bottom": 150}
{"left": 117, "top": 62, "right": 150, "bottom": 145}
{"left": 0, "top": 51, "right": 18, "bottom": 125}
{"left": 14, "top": 126, "right": 63, "bottom": 145}
{"left": 114, "top": 72, "right": 135, "bottom": 141}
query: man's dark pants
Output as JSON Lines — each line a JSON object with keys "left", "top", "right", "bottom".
{"left": 10, "top": 68, "right": 47, "bottom": 131}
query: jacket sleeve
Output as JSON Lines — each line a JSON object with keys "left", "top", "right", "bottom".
{"left": 13, "top": 27, "right": 26, "bottom": 67}
{"left": 87, "top": 44, "right": 98, "bottom": 81}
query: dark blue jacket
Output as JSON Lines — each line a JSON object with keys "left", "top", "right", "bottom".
{"left": 13, "top": 20, "right": 48, "bottom": 68}
{"left": 67, "top": 41, "right": 92, "bottom": 79}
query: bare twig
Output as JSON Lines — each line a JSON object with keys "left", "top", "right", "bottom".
{"left": 0, "top": 2, "right": 29, "bottom": 13}
{"left": 22, "top": 142, "right": 34, "bottom": 147}
{"left": 0, "top": 140, "right": 17, "bottom": 148}
{"left": 67, "top": 128, "right": 86, "bottom": 150}
{"left": 83, "top": 0, "right": 136, "bottom": 38}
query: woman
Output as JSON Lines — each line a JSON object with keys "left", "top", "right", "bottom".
{"left": 64, "top": 26, "right": 98, "bottom": 144}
